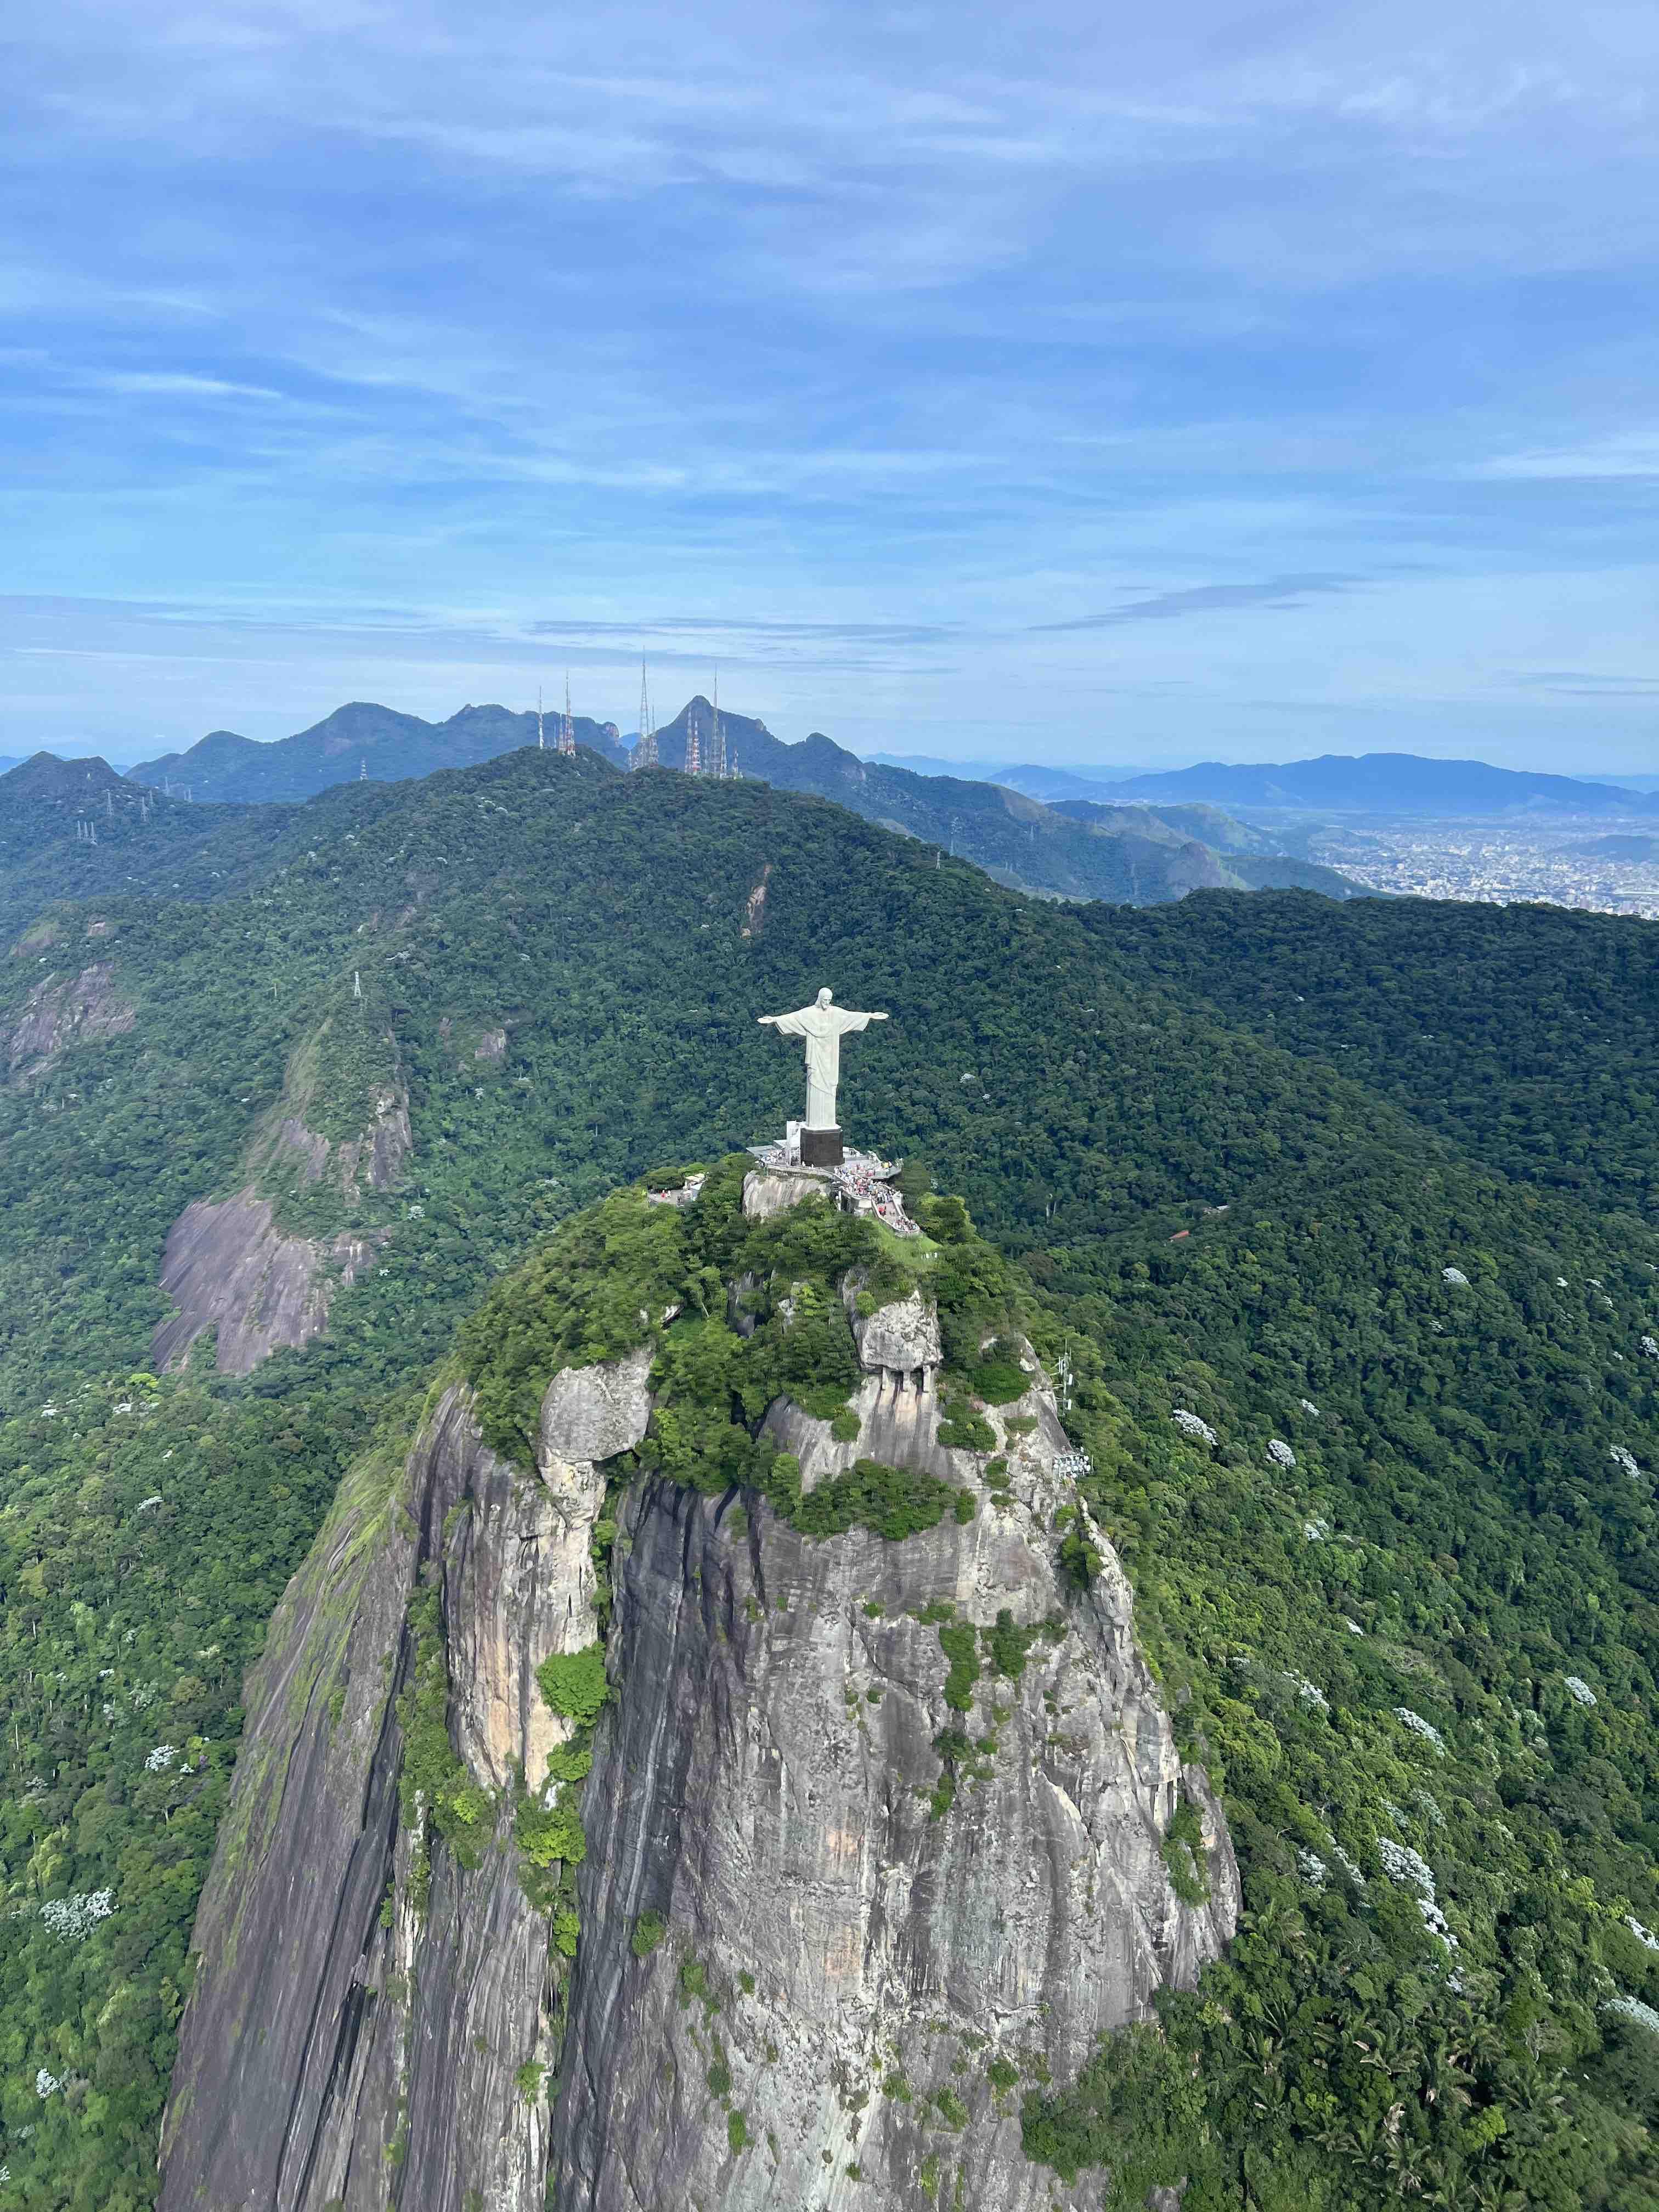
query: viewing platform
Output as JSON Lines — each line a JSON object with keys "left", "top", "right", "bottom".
{"left": 744, "top": 1125, "right": 921, "bottom": 1235}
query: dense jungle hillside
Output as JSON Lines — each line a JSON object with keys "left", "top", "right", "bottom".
{"left": 1, "top": 746, "right": 1658, "bottom": 2208}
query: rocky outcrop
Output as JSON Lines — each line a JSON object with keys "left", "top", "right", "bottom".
{"left": 3, "top": 960, "right": 134, "bottom": 1078}
{"left": 160, "top": 1351, "right": 656, "bottom": 2212}
{"left": 552, "top": 1348, "right": 1236, "bottom": 2211}
{"left": 158, "top": 1385, "right": 547, "bottom": 2212}
{"left": 150, "top": 1194, "right": 375, "bottom": 1375}
{"left": 453, "top": 1347, "right": 653, "bottom": 1795}
{"left": 162, "top": 1263, "right": 1235, "bottom": 2212}
{"left": 850, "top": 1283, "right": 942, "bottom": 1379}
{"left": 342, "top": 1087, "right": 413, "bottom": 1193}
{"left": 742, "top": 1166, "right": 816, "bottom": 1221}
{"left": 557, "top": 1522, "right": 1231, "bottom": 2209}
{"left": 538, "top": 1344, "right": 654, "bottom": 1466}
{"left": 264, "top": 1084, "right": 412, "bottom": 1198}
{"left": 150, "top": 1065, "right": 412, "bottom": 1375}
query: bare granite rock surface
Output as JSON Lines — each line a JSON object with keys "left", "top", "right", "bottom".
{"left": 150, "top": 1193, "right": 374, "bottom": 1375}
{"left": 554, "top": 1357, "right": 1237, "bottom": 2212}
{"left": 3, "top": 960, "right": 134, "bottom": 1078}
{"left": 849, "top": 1283, "right": 942, "bottom": 1376}
{"left": 151, "top": 1072, "right": 411, "bottom": 1376}
{"left": 538, "top": 1343, "right": 655, "bottom": 1466}
{"left": 452, "top": 1345, "right": 652, "bottom": 1795}
{"left": 158, "top": 1368, "right": 623, "bottom": 2212}
{"left": 339, "top": 1087, "right": 413, "bottom": 1193}
{"left": 161, "top": 1304, "right": 1236, "bottom": 2212}
{"left": 742, "top": 1167, "right": 817, "bottom": 1222}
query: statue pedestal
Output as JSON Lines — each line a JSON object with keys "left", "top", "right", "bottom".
{"left": 799, "top": 1125, "right": 843, "bottom": 1167}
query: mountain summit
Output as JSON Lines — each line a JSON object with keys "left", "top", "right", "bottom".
{"left": 133, "top": 699, "right": 629, "bottom": 802}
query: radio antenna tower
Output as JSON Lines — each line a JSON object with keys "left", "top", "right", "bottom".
{"left": 685, "top": 694, "right": 702, "bottom": 776}
{"left": 633, "top": 657, "right": 658, "bottom": 769}
{"left": 558, "top": 671, "right": 576, "bottom": 755}
{"left": 710, "top": 670, "right": 727, "bottom": 780}
{"left": 537, "top": 686, "right": 545, "bottom": 749}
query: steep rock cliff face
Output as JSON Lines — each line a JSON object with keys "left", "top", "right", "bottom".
{"left": 162, "top": 1250, "right": 1236, "bottom": 2212}
{"left": 160, "top": 1356, "right": 650, "bottom": 2212}
{"left": 264, "top": 1082, "right": 412, "bottom": 1197}
{"left": 554, "top": 1342, "right": 1235, "bottom": 2212}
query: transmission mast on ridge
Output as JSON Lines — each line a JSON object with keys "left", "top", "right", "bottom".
{"left": 558, "top": 672, "right": 576, "bottom": 755}
{"left": 537, "top": 686, "right": 545, "bottom": 749}
{"left": 685, "top": 695, "right": 702, "bottom": 776}
{"left": 710, "top": 670, "right": 727, "bottom": 780}
{"left": 633, "top": 658, "right": 658, "bottom": 769}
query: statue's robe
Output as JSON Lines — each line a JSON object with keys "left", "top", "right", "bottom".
{"left": 763, "top": 1002, "right": 879, "bottom": 1129}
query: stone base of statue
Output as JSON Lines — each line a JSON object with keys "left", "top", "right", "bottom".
{"left": 799, "top": 1125, "right": 843, "bottom": 1167}
{"left": 744, "top": 1134, "right": 919, "bottom": 1235}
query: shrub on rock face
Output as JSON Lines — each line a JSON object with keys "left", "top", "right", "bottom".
{"left": 515, "top": 1796, "right": 586, "bottom": 1869}
{"left": 938, "top": 1404, "right": 996, "bottom": 1452}
{"left": 630, "top": 1910, "right": 667, "bottom": 1959}
{"left": 967, "top": 1338, "right": 1030, "bottom": 1406}
{"left": 783, "top": 1458, "right": 966, "bottom": 1543}
{"left": 537, "top": 1643, "right": 610, "bottom": 1725}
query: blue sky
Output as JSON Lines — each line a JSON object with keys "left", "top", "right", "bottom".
{"left": 3, "top": 1, "right": 1656, "bottom": 769}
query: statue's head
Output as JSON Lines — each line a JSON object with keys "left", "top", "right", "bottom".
{"left": 816, "top": 986, "right": 833, "bottom": 1006}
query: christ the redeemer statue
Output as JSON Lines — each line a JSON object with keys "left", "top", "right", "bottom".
{"left": 758, "top": 988, "right": 888, "bottom": 1166}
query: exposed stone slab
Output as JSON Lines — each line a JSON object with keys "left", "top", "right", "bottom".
{"left": 742, "top": 1166, "right": 826, "bottom": 1221}
{"left": 553, "top": 1375, "right": 1238, "bottom": 2211}
{"left": 150, "top": 1191, "right": 375, "bottom": 1376}
{"left": 159, "top": 1384, "right": 578, "bottom": 2212}
{"left": 3, "top": 960, "right": 134, "bottom": 1079}
{"left": 851, "top": 1284, "right": 942, "bottom": 1374}
{"left": 160, "top": 1285, "right": 1238, "bottom": 2212}
{"left": 537, "top": 1342, "right": 654, "bottom": 1466}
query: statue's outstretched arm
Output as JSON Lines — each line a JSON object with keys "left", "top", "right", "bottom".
{"left": 757, "top": 1015, "right": 778, "bottom": 1025}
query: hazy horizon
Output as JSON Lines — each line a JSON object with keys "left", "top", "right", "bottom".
{"left": 4, "top": 704, "right": 1654, "bottom": 791}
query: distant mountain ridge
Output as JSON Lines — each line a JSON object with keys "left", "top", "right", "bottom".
{"left": 1094, "top": 752, "right": 1659, "bottom": 817}
{"left": 0, "top": 752, "right": 300, "bottom": 936}
{"left": 646, "top": 698, "right": 1360, "bottom": 904}
{"left": 49, "top": 696, "right": 1359, "bottom": 910}
{"left": 133, "top": 700, "right": 630, "bottom": 801}
{"left": 116, "top": 713, "right": 1659, "bottom": 824}
{"left": 990, "top": 762, "right": 1170, "bottom": 802}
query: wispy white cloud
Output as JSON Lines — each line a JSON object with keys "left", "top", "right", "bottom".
{"left": 72, "top": 370, "right": 290, "bottom": 400}
{"left": 1515, "top": 669, "right": 1659, "bottom": 696}
{"left": 1031, "top": 574, "right": 1362, "bottom": 630}
{"left": 1465, "top": 433, "right": 1659, "bottom": 480}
